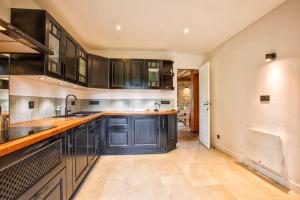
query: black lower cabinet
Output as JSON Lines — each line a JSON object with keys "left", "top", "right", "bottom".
{"left": 88, "top": 118, "right": 102, "bottom": 166}
{"left": 160, "top": 115, "right": 168, "bottom": 148}
{"left": 66, "top": 124, "right": 90, "bottom": 199}
{"left": 106, "top": 116, "right": 131, "bottom": 152}
{"left": 72, "top": 125, "right": 89, "bottom": 191}
{"left": 28, "top": 169, "right": 66, "bottom": 200}
{"left": 132, "top": 116, "right": 159, "bottom": 148}
{"left": 65, "top": 120, "right": 104, "bottom": 199}
{"left": 167, "top": 114, "right": 177, "bottom": 151}
{"left": 0, "top": 115, "right": 177, "bottom": 199}
{"left": 0, "top": 132, "right": 66, "bottom": 200}
{"left": 104, "top": 114, "right": 177, "bottom": 155}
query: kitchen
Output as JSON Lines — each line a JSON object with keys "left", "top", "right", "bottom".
{"left": 1, "top": 0, "right": 300, "bottom": 200}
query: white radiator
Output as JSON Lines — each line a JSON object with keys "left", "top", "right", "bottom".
{"left": 244, "top": 128, "right": 283, "bottom": 175}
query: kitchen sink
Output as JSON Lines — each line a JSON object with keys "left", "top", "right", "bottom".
{"left": 53, "top": 111, "right": 102, "bottom": 118}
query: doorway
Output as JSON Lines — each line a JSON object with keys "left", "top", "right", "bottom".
{"left": 177, "top": 69, "right": 199, "bottom": 142}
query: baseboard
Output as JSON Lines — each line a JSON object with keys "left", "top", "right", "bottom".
{"left": 212, "top": 142, "right": 300, "bottom": 195}
{"left": 289, "top": 180, "right": 300, "bottom": 194}
{"left": 212, "top": 142, "right": 244, "bottom": 161}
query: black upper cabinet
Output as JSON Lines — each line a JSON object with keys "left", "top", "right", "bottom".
{"left": 47, "top": 19, "right": 64, "bottom": 78}
{"left": 110, "top": 59, "right": 128, "bottom": 89}
{"left": 128, "top": 59, "right": 145, "bottom": 89}
{"left": 10, "top": 9, "right": 64, "bottom": 78}
{"left": 10, "top": 9, "right": 174, "bottom": 90}
{"left": 145, "top": 60, "right": 162, "bottom": 89}
{"left": 78, "top": 48, "right": 88, "bottom": 86}
{"left": 88, "top": 54, "right": 109, "bottom": 88}
{"left": 161, "top": 60, "right": 174, "bottom": 90}
{"left": 63, "top": 34, "right": 78, "bottom": 83}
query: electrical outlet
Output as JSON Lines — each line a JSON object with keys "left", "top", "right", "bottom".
{"left": 89, "top": 100, "right": 100, "bottom": 105}
{"left": 28, "top": 101, "right": 34, "bottom": 109}
{"left": 217, "top": 134, "right": 221, "bottom": 139}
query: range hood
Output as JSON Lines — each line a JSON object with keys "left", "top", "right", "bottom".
{"left": 0, "top": 18, "right": 53, "bottom": 54}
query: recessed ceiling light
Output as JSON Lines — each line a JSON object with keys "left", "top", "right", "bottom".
{"left": 0, "top": 25, "right": 6, "bottom": 31}
{"left": 116, "top": 25, "right": 122, "bottom": 31}
{"left": 39, "top": 77, "right": 46, "bottom": 80}
{"left": 59, "top": 81, "right": 64, "bottom": 85}
{"left": 183, "top": 28, "right": 190, "bottom": 34}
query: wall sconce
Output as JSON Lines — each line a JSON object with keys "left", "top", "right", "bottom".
{"left": 265, "top": 53, "right": 277, "bottom": 62}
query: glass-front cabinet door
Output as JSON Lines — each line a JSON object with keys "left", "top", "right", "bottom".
{"left": 47, "top": 21, "right": 62, "bottom": 77}
{"left": 147, "top": 60, "right": 161, "bottom": 88}
{"left": 0, "top": 54, "right": 10, "bottom": 140}
{"left": 78, "top": 49, "right": 87, "bottom": 86}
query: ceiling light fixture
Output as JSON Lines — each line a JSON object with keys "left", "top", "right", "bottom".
{"left": 39, "top": 77, "right": 46, "bottom": 80}
{"left": 183, "top": 28, "right": 190, "bottom": 34}
{"left": 0, "top": 25, "right": 6, "bottom": 31}
{"left": 265, "top": 53, "right": 277, "bottom": 62}
{"left": 116, "top": 25, "right": 122, "bottom": 31}
{"left": 59, "top": 81, "right": 64, "bottom": 85}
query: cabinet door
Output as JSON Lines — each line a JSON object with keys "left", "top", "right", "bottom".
{"left": 88, "top": 122, "right": 101, "bottom": 166}
{"left": 72, "top": 125, "right": 89, "bottom": 190}
{"left": 88, "top": 54, "right": 109, "bottom": 88}
{"left": 107, "top": 130, "right": 131, "bottom": 148}
{"left": 160, "top": 115, "right": 168, "bottom": 149}
{"left": 65, "top": 131, "right": 73, "bottom": 200}
{"left": 101, "top": 117, "right": 106, "bottom": 152}
{"left": 64, "top": 34, "right": 78, "bottom": 83}
{"left": 46, "top": 19, "right": 63, "bottom": 78}
{"left": 110, "top": 59, "right": 128, "bottom": 88}
{"left": 132, "top": 116, "right": 159, "bottom": 148}
{"left": 145, "top": 60, "right": 162, "bottom": 89}
{"left": 29, "top": 169, "right": 66, "bottom": 200}
{"left": 129, "top": 60, "right": 145, "bottom": 88}
{"left": 107, "top": 116, "right": 131, "bottom": 148}
{"left": 78, "top": 48, "right": 88, "bottom": 86}
{"left": 167, "top": 114, "right": 177, "bottom": 151}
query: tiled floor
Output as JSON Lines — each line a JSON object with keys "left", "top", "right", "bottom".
{"left": 74, "top": 128, "right": 300, "bottom": 200}
{"left": 177, "top": 126, "right": 199, "bottom": 142}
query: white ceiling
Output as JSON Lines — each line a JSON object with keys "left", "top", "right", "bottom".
{"left": 35, "top": 0, "right": 285, "bottom": 54}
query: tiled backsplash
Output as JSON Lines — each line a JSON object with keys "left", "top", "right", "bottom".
{"left": 0, "top": 100, "right": 9, "bottom": 113}
{"left": 10, "top": 95, "right": 175, "bottom": 123}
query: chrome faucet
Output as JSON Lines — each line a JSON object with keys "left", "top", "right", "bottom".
{"left": 154, "top": 102, "right": 161, "bottom": 112}
{"left": 65, "top": 94, "right": 77, "bottom": 116}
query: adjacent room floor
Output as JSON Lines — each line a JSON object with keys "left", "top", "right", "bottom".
{"left": 177, "top": 123, "right": 199, "bottom": 142}
{"left": 74, "top": 130, "right": 300, "bottom": 200}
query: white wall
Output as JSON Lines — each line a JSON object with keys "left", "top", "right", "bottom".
{"left": 208, "top": 0, "right": 300, "bottom": 193}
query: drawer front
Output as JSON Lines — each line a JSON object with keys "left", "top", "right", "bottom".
{"left": 107, "top": 130, "right": 131, "bottom": 148}
{"left": 0, "top": 139, "right": 64, "bottom": 200}
{"left": 108, "top": 116, "right": 129, "bottom": 128}
{"left": 28, "top": 169, "right": 66, "bottom": 200}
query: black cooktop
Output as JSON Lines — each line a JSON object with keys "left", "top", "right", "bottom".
{"left": 0, "top": 125, "right": 56, "bottom": 144}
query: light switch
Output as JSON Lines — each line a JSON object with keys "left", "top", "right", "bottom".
{"left": 260, "top": 95, "right": 270, "bottom": 102}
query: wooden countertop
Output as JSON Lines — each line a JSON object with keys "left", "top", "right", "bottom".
{"left": 0, "top": 113, "right": 9, "bottom": 117}
{"left": 0, "top": 111, "right": 177, "bottom": 157}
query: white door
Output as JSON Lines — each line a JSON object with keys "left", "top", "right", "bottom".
{"left": 199, "top": 62, "right": 211, "bottom": 149}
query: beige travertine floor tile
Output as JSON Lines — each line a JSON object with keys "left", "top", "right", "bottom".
{"left": 74, "top": 130, "right": 300, "bottom": 200}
